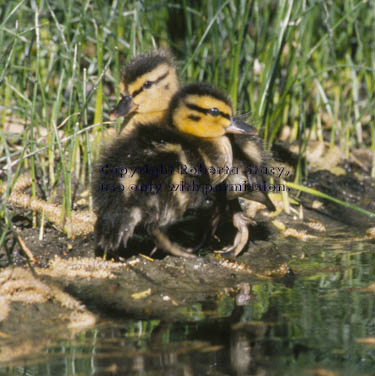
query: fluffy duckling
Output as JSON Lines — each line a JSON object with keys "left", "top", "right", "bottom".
{"left": 109, "top": 51, "right": 275, "bottom": 256}
{"left": 93, "top": 83, "right": 255, "bottom": 257}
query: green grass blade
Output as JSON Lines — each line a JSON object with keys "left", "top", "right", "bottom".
{"left": 286, "top": 182, "right": 375, "bottom": 219}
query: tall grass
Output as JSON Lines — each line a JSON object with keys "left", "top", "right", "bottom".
{"left": 1, "top": 0, "right": 375, "bottom": 249}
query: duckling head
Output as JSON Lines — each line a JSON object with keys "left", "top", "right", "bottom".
{"left": 110, "top": 50, "right": 179, "bottom": 121}
{"left": 169, "top": 83, "right": 256, "bottom": 138}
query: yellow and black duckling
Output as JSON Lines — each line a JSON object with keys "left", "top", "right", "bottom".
{"left": 93, "top": 83, "right": 255, "bottom": 257}
{"left": 108, "top": 51, "right": 275, "bottom": 256}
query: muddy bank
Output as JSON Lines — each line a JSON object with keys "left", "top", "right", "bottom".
{"left": 2, "top": 144, "right": 375, "bottom": 366}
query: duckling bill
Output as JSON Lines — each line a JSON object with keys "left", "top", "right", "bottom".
{"left": 93, "top": 83, "right": 255, "bottom": 257}
{"left": 109, "top": 94, "right": 137, "bottom": 119}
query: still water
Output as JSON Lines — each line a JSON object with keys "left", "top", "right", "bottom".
{"left": 1, "top": 232, "right": 375, "bottom": 375}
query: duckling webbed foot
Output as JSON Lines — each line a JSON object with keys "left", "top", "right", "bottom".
{"left": 218, "top": 212, "right": 254, "bottom": 257}
{"left": 150, "top": 226, "right": 196, "bottom": 258}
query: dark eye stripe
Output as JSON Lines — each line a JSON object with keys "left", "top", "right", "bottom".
{"left": 186, "top": 103, "right": 206, "bottom": 114}
{"left": 186, "top": 102, "right": 230, "bottom": 120}
{"left": 188, "top": 114, "right": 201, "bottom": 121}
{"left": 132, "top": 71, "right": 169, "bottom": 98}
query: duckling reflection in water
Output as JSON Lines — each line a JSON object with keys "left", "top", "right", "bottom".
{"left": 106, "top": 51, "right": 275, "bottom": 256}
{"left": 93, "top": 83, "right": 255, "bottom": 257}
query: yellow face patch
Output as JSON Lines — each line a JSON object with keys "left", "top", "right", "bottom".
{"left": 126, "top": 64, "right": 179, "bottom": 114}
{"left": 173, "top": 95, "right": 233, "bottom": 138}
{"left": 127, "top": 63, "right": 170, "bottom": 94}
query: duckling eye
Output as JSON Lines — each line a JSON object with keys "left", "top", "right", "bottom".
{"left": 143, "top": 81, "right": 153, "bottom": 89}
{"left": 208, "top": 107, "right": 220, "bottom": 117}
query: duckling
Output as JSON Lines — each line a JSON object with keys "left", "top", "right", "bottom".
{"left": 109, "top": 51, "right": 275, "bottom": 256}
{"left": 93, "top": 83, "right": 255, "bottom": 257}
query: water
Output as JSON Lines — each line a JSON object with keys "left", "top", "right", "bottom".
{"left": 2, "top": 234, "right": 375, "bottom": 375}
